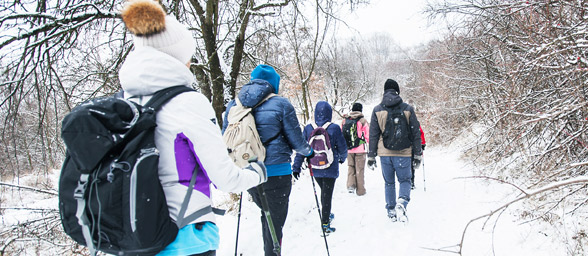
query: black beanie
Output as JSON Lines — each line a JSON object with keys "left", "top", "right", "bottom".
{"left": 352, "top": 103, "right": 363, "bottom": 112}
{"left": 384, "top": 79, "right": 400, "bottom": 94}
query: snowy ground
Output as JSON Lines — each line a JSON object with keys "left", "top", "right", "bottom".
{"left": 0, "top": 141, "right": 569, "bottom": 255}
{"left": 214, "top": 144, "right": 566, "bottom": 256}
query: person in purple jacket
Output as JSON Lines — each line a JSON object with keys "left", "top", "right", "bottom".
{"left": 292, "top": 101, "right": 348, "bottom": 233}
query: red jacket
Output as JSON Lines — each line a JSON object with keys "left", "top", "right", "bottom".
{"left": 420, "top": 126, "right": 426, "bottom": 145}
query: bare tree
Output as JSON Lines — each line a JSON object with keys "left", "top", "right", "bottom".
{"left": 0, "top": 1, "right": 122, "bottom": 178}
{"left": 0, "top": 0, "right": 370, "bottom": 252}
{"left": 424, "top": 0, "right": 588, "bottom": 253}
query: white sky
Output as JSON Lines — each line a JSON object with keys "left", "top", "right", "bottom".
{"left": 338, "top": 0, "right": 441, "bottom": 47}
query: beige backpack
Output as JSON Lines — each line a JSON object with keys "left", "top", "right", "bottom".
{"left": 223, "top": 94, "right": 276, "bottom": 167}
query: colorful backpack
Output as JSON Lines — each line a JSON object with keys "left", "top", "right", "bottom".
{"left": 342, "top": 117, "right": 365, "bottom": 149}
{"left": 308, "top": 122, "right": 334, "bottom": 169}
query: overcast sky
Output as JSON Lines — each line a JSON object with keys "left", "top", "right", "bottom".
{"left": 338, "top": 0, "right": 441, "bottom": 47}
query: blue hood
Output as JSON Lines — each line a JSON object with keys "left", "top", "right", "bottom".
{"left": 237, "top": 79, "right": 274, "bottom": 108}
{"left": 314, "top": 101, "right": 332, "bottom": 127}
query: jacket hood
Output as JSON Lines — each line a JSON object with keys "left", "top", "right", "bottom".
{"left": 237, "top": 79, "right": 275, "bottom": 108}
{"left": 381, "top": 89, "right": 403, "bottom": 108}
{"left": 119, "top": 47, "right": 195, "bottom": 96}
{"left": 347, "top": 111, "right": 364, "bottom": 119}
{"left": 314, "top": 101, "right": 332, "bottom": 126}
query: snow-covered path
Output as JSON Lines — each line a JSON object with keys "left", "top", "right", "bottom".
{"left": 215, "top": 146, "right": 564, "bottom": 256}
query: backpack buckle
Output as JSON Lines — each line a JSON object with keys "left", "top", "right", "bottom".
{"left": 73, "top": 176, "right": 88, "bottom": 199}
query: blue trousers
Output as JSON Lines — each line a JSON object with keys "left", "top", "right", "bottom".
{"left": 380, "top": 156, "right": 412, "bottom": 210}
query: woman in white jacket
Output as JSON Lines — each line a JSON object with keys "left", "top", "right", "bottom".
{"left": 119, "top": 1, "right": 265, "bottom": 255}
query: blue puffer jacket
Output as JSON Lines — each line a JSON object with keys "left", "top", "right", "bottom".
{"left": 222, "top": 79, "right": 312, "bottom": 177}
{"left": 292, "top": 101, "right": 348, "bottom": 178}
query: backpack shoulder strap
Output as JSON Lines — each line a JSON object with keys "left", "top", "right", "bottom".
{"left": 399, "top": 103, "right": 410, "bottom": 123}
{"left": 322, "top": 122, "right": 331, "bottom": 129}
{"left": 145, "top": 85, "right": 195, "bottom": 111}
{"left": 231, "top": 92, "right": 275, "bottom": 119}
{"left": 175, "top": 162, "right": 226, "bottom": 228}
{"left": 310, "top": 122, "right": 318, "bottom": 129}
{"left": 253, "top": 93, "right": 276, "bottom": 109}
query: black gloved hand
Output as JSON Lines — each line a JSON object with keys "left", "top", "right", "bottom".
{"left": 305, "top": 150, "right": 315, "bottom": 161}
{"left": 339, "top": 159, "right": 345, "bottom": 164}
{"left": 412, "top": 155, "right": 422, "bottom": 169}
{"left": 367, "top": 157, "right": 377, "bottom": 170}
{"left": 422, "top": 144, "right": 426, "bottom": 151}
{"left": 293, "top": 171, "right": 300, "bottom": 180}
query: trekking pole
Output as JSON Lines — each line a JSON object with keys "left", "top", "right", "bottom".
{"left": 307, "top": 160, "right": 331, "bottom": 256}
{"left": 256, "top": 184, "right": 281, "bottom": 256}
{"left": 422, "top": 154, "right": 426, "bottom": 192}
{"left": 248, "top": 157, "right": 281, "bottom": 255}
{"left": 234, "top": 192, "right": 243, "bottom": 256}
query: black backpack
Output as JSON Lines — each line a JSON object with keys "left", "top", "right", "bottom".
{"left": 382, "top": 103, "right": 412, "bottom": 150}
{"left": 59, "top": 86, "right": 209, "bottom": 256}
{"left": 342, "top": 117, "right": 365, "bottom": 149}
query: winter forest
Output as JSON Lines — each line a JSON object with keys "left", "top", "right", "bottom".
{"left": 1, "top": 0, "right": 587, "bottom": 255}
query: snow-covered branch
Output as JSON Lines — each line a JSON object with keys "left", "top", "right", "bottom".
{"left": 0, "top": 182, "right": 58, "bottom": 196}
{"left": 458, "top": 176, "right": 588, "bottom": 254}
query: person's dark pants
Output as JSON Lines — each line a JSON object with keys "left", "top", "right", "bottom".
{"left": 411, "top": 153, "right": 416, "bottom": 186}
{"left": 314, "top": 177, "right": 336, "bottom": 225}
{"left": 248, "top": 175, "right": 292, "bottom": 256}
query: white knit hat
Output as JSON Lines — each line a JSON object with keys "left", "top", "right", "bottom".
{"left": 121, "top": 0, "right": 196, "bottom": 65}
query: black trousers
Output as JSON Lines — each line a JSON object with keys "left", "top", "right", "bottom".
{"left": 248, "top": 175, "right": 292, "bottom": 256}
{"left": 411, "top": 154, "right": 416, "bottom": 185}
{"left": 314, "top": 177, "right": 336, "bottom": 225}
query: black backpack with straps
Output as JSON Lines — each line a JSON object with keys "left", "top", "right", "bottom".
{"left": 382, "top": 103, "right": 412, "bottom": 150}
{"left": 342, "top": 117, "right": 365, "bottom": 149}
{"left": 59, "top": 86, "right": 215, "bottom": 255}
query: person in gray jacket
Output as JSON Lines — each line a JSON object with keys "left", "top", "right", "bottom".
{"left": 367, "top": 79, "right": 422, "bottom": 222}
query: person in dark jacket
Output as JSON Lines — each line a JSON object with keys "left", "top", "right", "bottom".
{"left": 367, "top": 79, "right": 422, "bottom": 222}
{"left": 222, "top": 64, "right": 313, "bottom": 256}
{"left": 293, "top": 101, "right": 347, "bottom": 233}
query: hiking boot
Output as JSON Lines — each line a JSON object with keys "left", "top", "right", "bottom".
{"left": 395, "top": 201, "right": 408, "bottom": 222}
{"left": 322, "top": 223, "right": 336, "bottom": 233}
{"left": 387, "top": 209, "right": 397, "bottom": 222}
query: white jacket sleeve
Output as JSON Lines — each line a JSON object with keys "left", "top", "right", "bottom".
{"left": 163, "top": 92, "right": 261, "bottom": 192}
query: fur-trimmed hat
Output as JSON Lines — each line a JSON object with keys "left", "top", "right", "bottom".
{"left": 384, "top": 79, "right": 400, "bottom": 94}
{"left": 121, "top": 0, "right": 196, "bottom": 65}
{"left": 251, "top": 64, "right": 281, "bottom": 94}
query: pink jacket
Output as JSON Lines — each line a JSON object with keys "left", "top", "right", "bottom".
{"left": 342, "top": 111, "right": 370, "bottom": 154}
